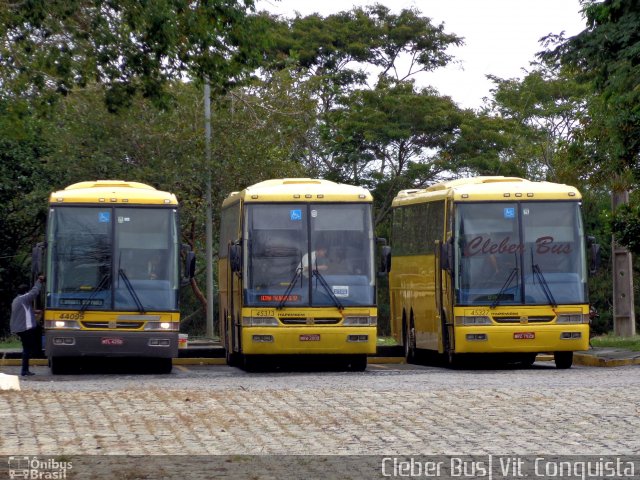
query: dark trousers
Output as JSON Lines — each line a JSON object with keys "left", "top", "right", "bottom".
{"left": 17, "top": 327, "right": 40, "bottom": 374}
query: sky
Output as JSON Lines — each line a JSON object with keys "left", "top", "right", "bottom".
{"left": 255, "top": 0, "right": 586, "bottom": 109}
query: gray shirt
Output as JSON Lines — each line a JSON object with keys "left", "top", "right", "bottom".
{"left": 10, "top": 280, "right": 43, "bottom": 334}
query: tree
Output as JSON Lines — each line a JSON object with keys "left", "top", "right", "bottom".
{"left": 0, "top": 99, "right": 51, "bottom": 336}
{"left": 323, "top": 79, "right": 463, "bottom": 225}
{"left": 0, "top": 0, "right": 260, "bottom": 110}
{"left": 256, "top": 4, "right": 463, "bottom": 183}
{"left": 485, "top": 64, "right": 591, "bottom": 181}
{"left": 542, "top": 0, "right": 640, "bottom": 336}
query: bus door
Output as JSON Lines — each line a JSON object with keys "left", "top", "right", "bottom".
{"left": 435, "top": 239, "right": 454, "bottom": 355}
{"left": 227, "top": 241, "right": 242, "bottom": 356}
{"left": 437, "top": 198, "right": 455, "bottom": 356}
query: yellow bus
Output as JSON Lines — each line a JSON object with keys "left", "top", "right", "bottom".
{"left": 36, "top": 180, "right": 194, "bottom": 374}
{"left": 384, "top": 176, "right": 596, "bottom": 369}
{"left": 218, "top": 178, "right": 377, "bottom": 371}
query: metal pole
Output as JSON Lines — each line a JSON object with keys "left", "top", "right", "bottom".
{"left": 204, "top": 79, "right": 215, "bottom": 338}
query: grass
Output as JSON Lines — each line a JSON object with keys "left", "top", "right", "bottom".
{"left": 377, "top": 336, "right": 398, "bottom": 346}
{"left": 591, "top": 334, "right": 640, "bottom": 351}
{"left": 0, "top": 337, "right": 21, "bottom": 349}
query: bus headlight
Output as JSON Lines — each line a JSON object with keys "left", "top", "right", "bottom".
{"left": 242, "top": 317, "right": 279, "bottom": 327}
{"left": 46, "top": 320, "right": 81, "bottom": 329}
{"left": 455, "top": 316, "right": 492, "bottom": 326}
{"left": 557, "top": 313, "right": 589, "bottom": 324}
{"left": 144, "top": 322, "right": 179, "bottom": 331}
{"left": 343, "top": 316, "right": 377, "bottom": 326}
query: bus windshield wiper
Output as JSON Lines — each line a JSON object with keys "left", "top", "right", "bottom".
{"left": 118, "top": 269, "right": 146, "bottom": 313}
{"left": 277, "top": 266, "right": 302, "bottom": 310}
{"left": 313, "top": 269, "right": 344, "bottom": 311}
{"left": 532, "top": 264, "right": 557, "bottom": 308}
{"left": 80, "top": 273, "right": 110, "bottom": 313}
{"left": 490, "top": 267, "right": 518, "bottom": 309}
{"left": 530, "top": 248, "right": 557, "bottom": 308}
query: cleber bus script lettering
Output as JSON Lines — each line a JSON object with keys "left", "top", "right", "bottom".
{"left": 464, "top": 235, "right": 572, "bottom": 257}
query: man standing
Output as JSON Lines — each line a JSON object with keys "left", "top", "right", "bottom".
{"left": 10, "top": 276, "right": 45, "bottom": 376}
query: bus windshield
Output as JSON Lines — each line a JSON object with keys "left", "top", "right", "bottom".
{"left": 46, "top": 206, "right": 180, "bottom": 311}
{"left": 455, "top": 201, "right": 587, "bottom": 306}
{"left": 244, "top": 203, "right": 375, "bottom": 307}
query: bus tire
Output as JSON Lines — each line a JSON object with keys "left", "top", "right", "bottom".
{"left": 520, "top": 353, "right": 538, "bottom": 367}
{"left": 242, "top": 354, "right": 258, "bottom": 372}
{"left": 404, "top": 318, "right": 416, "bottom": 364}
{"left": 554, "top": 351, "right": 573, "bottom": 369}
{"left": 346, "top": 355, "right": 367, "bottom": 372}
{"left": 155, "top": 358, "right": 173, "bottom": 374}
{"left": 49, "top": 356, "right": 67, "bottom": 375}
{"left": 447, "top": 350, "right": 464, "bottom": 369}
{"left": 226, "top": 349, "right": 239, "bottom": 367}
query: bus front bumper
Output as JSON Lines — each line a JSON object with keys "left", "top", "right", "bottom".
{"left": 241, "top": 326, "right": 377, "bottom": 355}
{"left": 45, "top": 330, "right": 178, "bottom": 358}
{"left": 454, "top": 324, "right": 590, "bottom": 354}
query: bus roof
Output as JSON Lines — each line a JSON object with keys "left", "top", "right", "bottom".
{"left": 49, "top": 180, "right": 178, "bottom": 206}
{"left": 393, "top": 176, "right": 581, "bottom": 206}
{"left": 222, "top": 178, "right": 373, "bottom": 207}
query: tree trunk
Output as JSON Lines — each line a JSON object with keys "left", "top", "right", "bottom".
{"left": 612, "top": 189, "right": 636, "bottom": 337}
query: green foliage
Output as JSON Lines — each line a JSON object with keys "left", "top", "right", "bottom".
{"left": 254, "top": 4, "right": 465, "bottom": 233}
{"left": 542, "top": 0, "right": 640, "bottom": 179}
{"left": 0, "top": 0, "right": 260, "bottom": 110}
{"left": 611, "top": 203, "right": 640, "bottom": 255}
{"left": 260, "top": 4, "right": 462, "bottom": 82}
{"left": 322, "top": 79, "right": 463, "bottom": 225}
{"left": 591, "top": 334, "right": 640, "bottom": 351}
{"left": 0, "top": 99, "right": 52, "bottom": 335}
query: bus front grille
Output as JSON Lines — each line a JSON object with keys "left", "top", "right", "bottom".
{"left": 80, "top": 321, "right": 145, "bottom": 329}
{"left": 493, "top": 316, "right": 555, "bottom": 324}
{"left": 280, "top": 318, "right": 341, "bottom": 325}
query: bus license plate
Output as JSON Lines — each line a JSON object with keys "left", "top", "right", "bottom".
{"left": 101, "top": 337, "right": 124, "bottom": 345}
{"left": 514, "top": 332, "right": 535, "bottom": 340}
{"left": 300, "top": 334, "right": 320, "bottom": 341}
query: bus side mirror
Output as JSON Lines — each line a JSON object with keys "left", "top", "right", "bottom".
{"left": 181, "top": 244, "right": 196, "bottom": 285}
{"left": 440, "top": 239, "right": 453, "bottom": 272}
{"left": 230, "top": 243, "right": 242, "bottom": 273}
{"left": 379, "top": 245, "right": 391, "bottom": 274}
{"left": 32, "top": 242, "right": 46, "bottom": 278}
{"left": 589, "top": 240, "right": 601, "bottom": 275}
{"left": 186, "top": 252, "right": 196, "bottom": 279}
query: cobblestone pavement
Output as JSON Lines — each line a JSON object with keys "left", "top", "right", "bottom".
{"left": 1, "top": 361, "right": 639, "bottom": 459}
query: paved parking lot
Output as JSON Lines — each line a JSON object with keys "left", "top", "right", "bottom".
{"left": 2, "top": 360, "right": 639, "bottom": 460}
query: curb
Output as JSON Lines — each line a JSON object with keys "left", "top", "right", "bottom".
{"left": 574, "top": 353, "right": 640, "bottom": 368}
{"left": 1, "top": 354, "right": 637, "bottom": 368}
{"left": 0, "top": 357, "right": 403, "bottom": 367}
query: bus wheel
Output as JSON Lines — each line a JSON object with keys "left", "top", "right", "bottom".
{"left": 447, "top": 350, "right": 463, "bottom": 369}
{"left": 404, "top": 320, "right": 416, "bottom": 363}
{"left": 226, "top": 349, "right": 239, "bottom": 367}
{"left": 554, "top": 351, "right": 573, "bottom": 369}
{"left": 155, "top": 358, "right": 173, "bottom": 374}
{"left": 242, "top": 354, "right": 258, "bottom": 372}
{"left": 520, "top": 353, "right": 538, "bottom": 367}
{"left": 49, "top": 357, "right": 67, "bottom": 375}
{"left": 346, "top": 355, "right": 367, "bottom": 372}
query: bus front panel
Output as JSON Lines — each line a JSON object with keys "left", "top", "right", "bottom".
{"left": 45, "top": 205, "right": 181, "bottom": 359}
